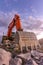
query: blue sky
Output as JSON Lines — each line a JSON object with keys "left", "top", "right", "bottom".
{"left": 0, "top": 0, "right": 43, "bottom": 39}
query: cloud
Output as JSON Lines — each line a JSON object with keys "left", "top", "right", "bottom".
{"left": 4, "top": 0, "right": 11, "bottom": 7}
{"left": 22, "top": 16, "right": 43, "bottom": 30}
{"left": 4, "top": 0, "right": 18, "bottom": 7}
{"left": 21, "top": 15, "right": 43, "bottom": 38}
{"left": 30, "top": 6, "right": 37, "bottom": 14}
{"left": 37, "top": 32, "right": 43, "bottom": 39}
{"left": 0, "top": 10, "right": 18, "bottom": 27}
{"left": 0, "top": 11, "right": 8, "bottom": 27}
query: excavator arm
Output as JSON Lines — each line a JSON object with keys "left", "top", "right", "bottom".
{"left": 7, "top": 18, "right": 15, "bottom": 37}
{"left": 7, "top": 14, "right": 23, "bottom": 37}
{"left": 15, "top": 14, "right": 23, "bottom": 31}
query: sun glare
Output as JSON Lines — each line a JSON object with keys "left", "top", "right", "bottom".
{"left": 37, "top": 32, "right": 43, "bottom": 39}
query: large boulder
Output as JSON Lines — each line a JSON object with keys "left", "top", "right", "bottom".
{"left": 38, "top": 38, "right": 43, "bottom": 52}
{"left": 0, "top": 48, "right": 11, "bottom": 65}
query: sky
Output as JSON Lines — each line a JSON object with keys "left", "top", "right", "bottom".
{"left": 0, "top": 0, "right": 43, "bottom": 40}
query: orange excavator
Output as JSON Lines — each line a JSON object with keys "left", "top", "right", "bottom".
{"left": 7, "top": 14, "right": 23, "bottom": 37}
{"left": 2, "top": 14, "right": 23, "bottom": 43}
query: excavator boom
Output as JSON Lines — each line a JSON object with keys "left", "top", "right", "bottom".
{"left": 7, "top": 14, "right": 23, "bottom": 37}
{"left": 7, "top": 18, "right": 15, "bottom": 37}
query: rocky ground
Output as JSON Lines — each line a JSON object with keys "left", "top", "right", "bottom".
{"left": 0, "top": 48, "right": 11, "bottom": 65}
{"left": 0, "top": 48, "right": 43, "bottom": 65}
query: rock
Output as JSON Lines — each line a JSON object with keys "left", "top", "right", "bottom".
{"left": 0, "top": 48, "right": 11, "bottom": 65}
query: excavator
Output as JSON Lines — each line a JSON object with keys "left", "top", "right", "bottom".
{"left": 7, "top": 14, "right": 23, "bottom": 37}
{"left": 2, "top": 14, "right": 23, "bottom": 43}
{"left": 1, "top": 14, "right": 39, "bottom": 53}
{"left": 1, "top": 14, "right": 23, "bottom": 52}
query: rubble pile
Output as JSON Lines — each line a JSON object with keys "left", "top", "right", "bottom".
{"left": 0, "top": 48, "right": 11, "bottom": 65}
{"left": 0, "top": 47, "right": 43, "bottom": 65}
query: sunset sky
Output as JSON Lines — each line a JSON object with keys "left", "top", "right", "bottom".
{"left": 0, "top": 0, "right": 43, "bottom": 39}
